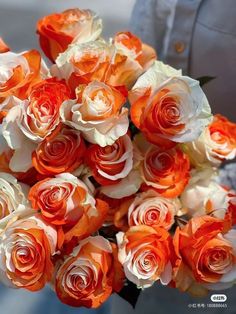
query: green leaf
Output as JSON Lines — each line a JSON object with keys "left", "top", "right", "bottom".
{"left": 197, "top": 76, "right": 216, "bottom": 87}
{"left": 129, "top": 121, "right": 140, "bottom": 139}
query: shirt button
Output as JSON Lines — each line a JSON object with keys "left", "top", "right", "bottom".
{"left": 174, "top": 41, "right": 185, "bottom": 53}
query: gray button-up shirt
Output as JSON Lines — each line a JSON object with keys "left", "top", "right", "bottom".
{"left": 130, "top": 0, "right": 236, "bottom": 119}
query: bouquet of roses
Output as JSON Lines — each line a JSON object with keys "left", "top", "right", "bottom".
{"left": 0, "top": 7, "right": 236, "bottom": 309}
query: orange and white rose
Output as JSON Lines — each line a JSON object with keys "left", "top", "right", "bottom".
{"left": 117, "top": 225, "right": 173, "bottom": 288}
{"left": 1, "top": 78, "right": 71, "bottom": 172}
{"left": 60, "top": 81, "right": 129, "bottom": 146}
{"left": 86, "top": 134, "right": 133, "bottom": 185}
{"left": 114, "top": 31, "right": 143, "bottom": 61}
{"left": 37, "top": 9, "right": 102, "bottom": 62}
{"left": 12, "top": 78, "right": 71, "bottom": 141}
{"left": 108, "top": 31, "right": 156, "bottom": 89}
{"left": 0, "top": 50, "right": 46, "bottom": 101}
{"left": 55, "top": 236, "right": 123, "bottom": 308}
{"left": 0, "top": 148, "right": 40, "bottom": 187}
{"left": 28, "top": 173, "right": 108, "bottom": 242}
{"left": 129, "top": 61, "right": 212, "bottom": 148}
{"left": 0, "top": 172, "right": 29, "bottom": 220}
{"left": 113, "top": 31, "right": 156, "bottom": 71}
{"left": 128, "top": 190, "right": 181, "bottom": 230}
{"left": 141, "top": 145, "right": 190, "bottom": 198}
{"left": 32, "top": 125, "right": 86, "bottom": 175}
{"left": 52, "top": 39, "right": 113, "bottom": 90}
{"left": 181, "top": 168, "right": 236, "bottom": 219}
{"left": 184, "top": 115, "right": 236, "bottom": 167}
{"left": 0, "top": 214, "right": 57, "bottom": 291}
{"left": 173, "top": 216, "right": 236, "bottom": 292}
{"left": 52, "top": 36, "right": 154, "bottom": 90}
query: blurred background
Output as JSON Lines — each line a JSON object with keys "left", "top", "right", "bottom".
{"left": 0, "top": 0, "right": 236, "bottom": 313}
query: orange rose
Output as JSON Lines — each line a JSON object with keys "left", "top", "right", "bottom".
{"left": 117, "top": 225, "right": 173, "bottom": 288}
{"left": 0, "top": 215, "right": 57, "bottom": 291}
{"left": 55, "top": 236, "right": 124, "bottom": 308}
{"left": 0, "top": 37, "right": 10, "bottom": 53}
{"left": 86, "top": 134, "right": 133, "bottom": 185}
{"left": 173, "top": 216, "right": 236, "bottom": 293}
{"left": 0, "top": 50, "right": 44, "bottom": 101}
{"left": 32, "top": 125, "right": 86, "bottom": 175}
{"left": 28, "top": 173, "right": 108, "bottom": 242}
{"left": 141, "top": 146, "right": 190, "bottom": 198}
{"left": 37, "top": 9, "right": 102, "bottom": 62}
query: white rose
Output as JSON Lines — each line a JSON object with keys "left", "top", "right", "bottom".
{"left": 181, "top": 168, "right": 234, "bottom": 218}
